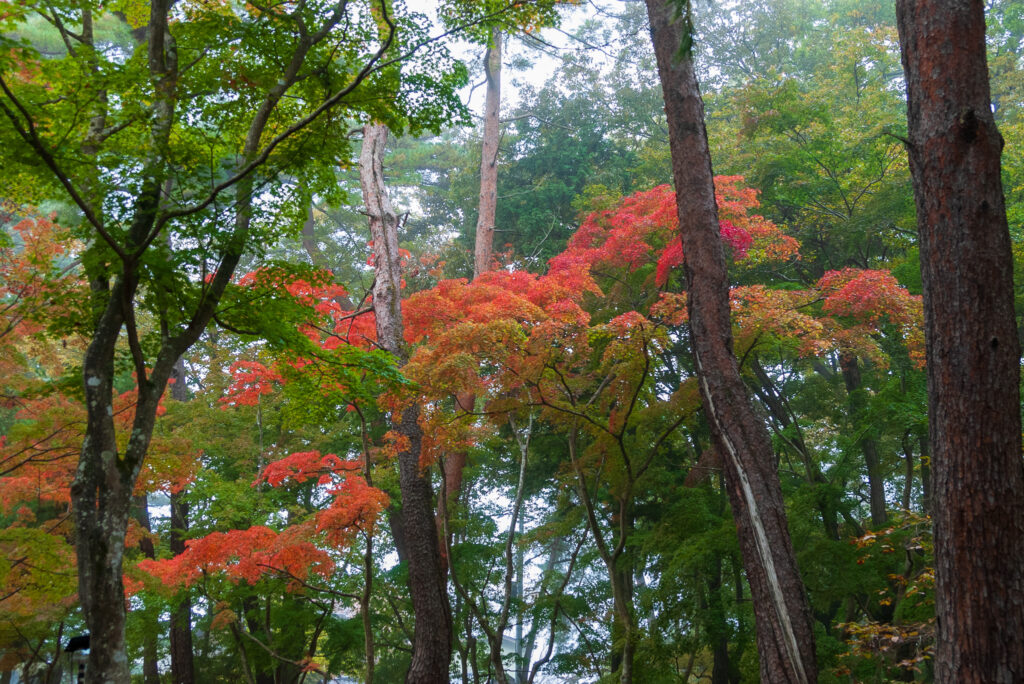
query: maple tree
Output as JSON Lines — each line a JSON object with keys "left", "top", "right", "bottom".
{"left": 0, "top": 0, "right": 473, "bottom": 677}
{"left": 1, "top": 1, "right": 1021, "bottom": 682}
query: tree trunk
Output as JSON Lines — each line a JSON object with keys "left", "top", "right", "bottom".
{"left": 644, "top": 2, "right": 817, "bottom": 682}
{"left": 134, "top": 495, "right": 161, "bottom": 684}
{"left": 169, "top": 358, "right": 197, "bottom": 684}
{"left": 169, "top": 491, "right": 196, "bottom": 684}
{"left": 839, "top": 354, "right": 888, "bottom": 527}
{"left": 895, "top": 2, "right": 1024, "bottom": 681}
{"left": 919, "top": 434, "right": 932, "bottom": 516}
{"left": 441, "top": 27, "right": 504, "bottom": 548}
{"left": 473, "top": 27, "right": 502, "bottom": 279}
{"left": 608, "top": 563, "right": 636, "bottom": 684}
{"left": 361, "top": 123, "right": 452, "bottom": 683}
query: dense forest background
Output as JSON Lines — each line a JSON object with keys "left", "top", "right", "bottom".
{"left": 1, "top": 0, "right": 1022, "bottom": 682}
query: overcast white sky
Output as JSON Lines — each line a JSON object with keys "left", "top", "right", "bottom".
{"left": 405, "top": 0, "right": 619, "bottom": 115}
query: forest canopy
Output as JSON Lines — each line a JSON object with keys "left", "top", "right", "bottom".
{"left": 1, "top": 0, "right": 1022, "bottom": 682}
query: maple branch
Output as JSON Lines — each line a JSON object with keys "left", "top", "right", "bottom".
{"left": 123, "top": 283, "right": 148, "bottom": 384}
{"left": 0, "top": 76, "right": 119, "bottom": 259}
{"left": 384, "top": 592, "right": 413, "bottom": 642}
{"left": 567, "top": 429, "right": 612, "bottom": 567}
{"left": 254, "top": 564, "right": 360, "bottom": 600}
{"left": 636, "top": 406, "right": 694, "bottom": 482}
{"left": 227, "top": 623, "right": 259, "bottom": 684}
{"left": 232, "top": 618, "right": 326, "bottom": 674}
{"left": 526, "top": 374, "right": 617, "bottom": 440}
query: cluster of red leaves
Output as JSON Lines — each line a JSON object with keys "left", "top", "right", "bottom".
{"left": 136, "top": 450, "right": 388, "bottom": 594}
{"left": 315, "top": 475, "right": 390, "bottom": 548}
{"left": 714, "top": 175, "right": 800, "bottom": 264}
{"left": 256, "top": 450, "right": 361, "bottom": 487}
{"left": 234, "top": 266, "right": 379, "bottom": 350}
{"left": 0, "top": 213, "right": 83, "bottom": 381}
{"left": 0, "top": 395, "right": 80, "bottom": 517}
{"left": 135, "top": 524, "right": 334, "bottom": 590}
{"left": 237, "top": 267, "right": 350, "bottom": 318}
{"left": 220, "top": 360, "right": 284, "bottom": 407}
{"left": 404, "top": 267, "right": 594, "bottom": 346}
{"left": 548, "top": 178, "right": 798, "bottom": 291}
{"left": 731, "top": 269, "right": 924, "bottom": 368}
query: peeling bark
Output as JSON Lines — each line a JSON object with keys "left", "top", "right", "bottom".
{"left": 360, "top": 123, "right": 452, "bottom": 683}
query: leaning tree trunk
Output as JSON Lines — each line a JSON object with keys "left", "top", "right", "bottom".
{"left": 895, "top": 2, "right": 1024, "bottom": 681}
{"left": 360, "top": 123, "right": 452, "bottom": 683}
{"left": 644, "top": 2, "right": 817, "bottom": 682}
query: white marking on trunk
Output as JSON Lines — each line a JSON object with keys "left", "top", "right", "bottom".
{"left": 695, "top": 352, "right": 808, "bottom": 684}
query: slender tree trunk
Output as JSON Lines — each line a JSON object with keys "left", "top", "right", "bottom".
{"left": 644, "top": 2, "right": 817, "bottom": 682}
{"left": 750, "top": 358, "right": 839, "bottom": 540}
{"left": 608, "top": 563, "right": 636, "bottom": 684}
{"left": 361, "top": 123, "right": 452, "bottom": 683}
{"left": 135, "top": 496, "right": 161, "bottom": 684}
{"left": 895, "top": 2, "right": 1024, "bottom": 681}
{"left": 839, "top": 354, "right": 888, "bottom": 527}
{"left": 901, "top": 432, "right": 915, "bottom": 511}
{"left": 440, "top": 28, "right": 504, "bottom": 547}
{"left": 473, "top": 27, "right": 502, "bottom": 279}
{"left": 169, "top": 358, "right": 196, "bottom": 684}
{"left": 168, "top": 491, "right": 195, "bottom": 683}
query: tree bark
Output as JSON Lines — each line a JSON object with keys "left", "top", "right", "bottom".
{"left": 169, "top": 359, "right": 196, "bottom": 684}
{"left": 644, "top": 2, "right": 817, "bottom": 682}
{"left": 473, "top": 27, "right": 502, "bottom": 279}
{"left": 440, "top": 27, "right": 504, "bottom": 549}
{"left": 895, "top": 2, "right": 1024, "bottom": 681}
{"left": 361, "top": 123, "right": 452, "bottom": 683}
{"left": 134, "top": 496, "right": 160, "bottom": 684}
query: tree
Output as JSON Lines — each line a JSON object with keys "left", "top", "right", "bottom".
{"left": 644, "top": 1, "right": 818, "bottom": 681}
{"left": 0, "top": 1, "right": 466, "bottom": 679}
{"left": 895, "top": 1, "right": 1024, "bottom": 681}
{"left": 361, "top": 123, "right": 452, "bottom": 683}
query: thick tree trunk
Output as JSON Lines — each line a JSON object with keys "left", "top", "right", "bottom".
{"left": 644, "top": 2, "right": 817, "bottom": 682}
{"left": 473, "top": 27, "right": 502, "bottom": 279}
{"left": 839, "top": 354, "right": 888, "bottom": 527}
{"left": 72, "top": 290, "right": 143, "bottom": 683}
{"left": 895, "top": 2, "right": 1024, "bottom": 681}
{"left": 361, "top": 123, "right": 452, "bottom": 683}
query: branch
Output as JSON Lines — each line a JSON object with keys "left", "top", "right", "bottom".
{"left": 0, "top": 77, "right": 120, "bottom": 258}
{"left": 149, "top": 0, "right": 529, "bottom": 245}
